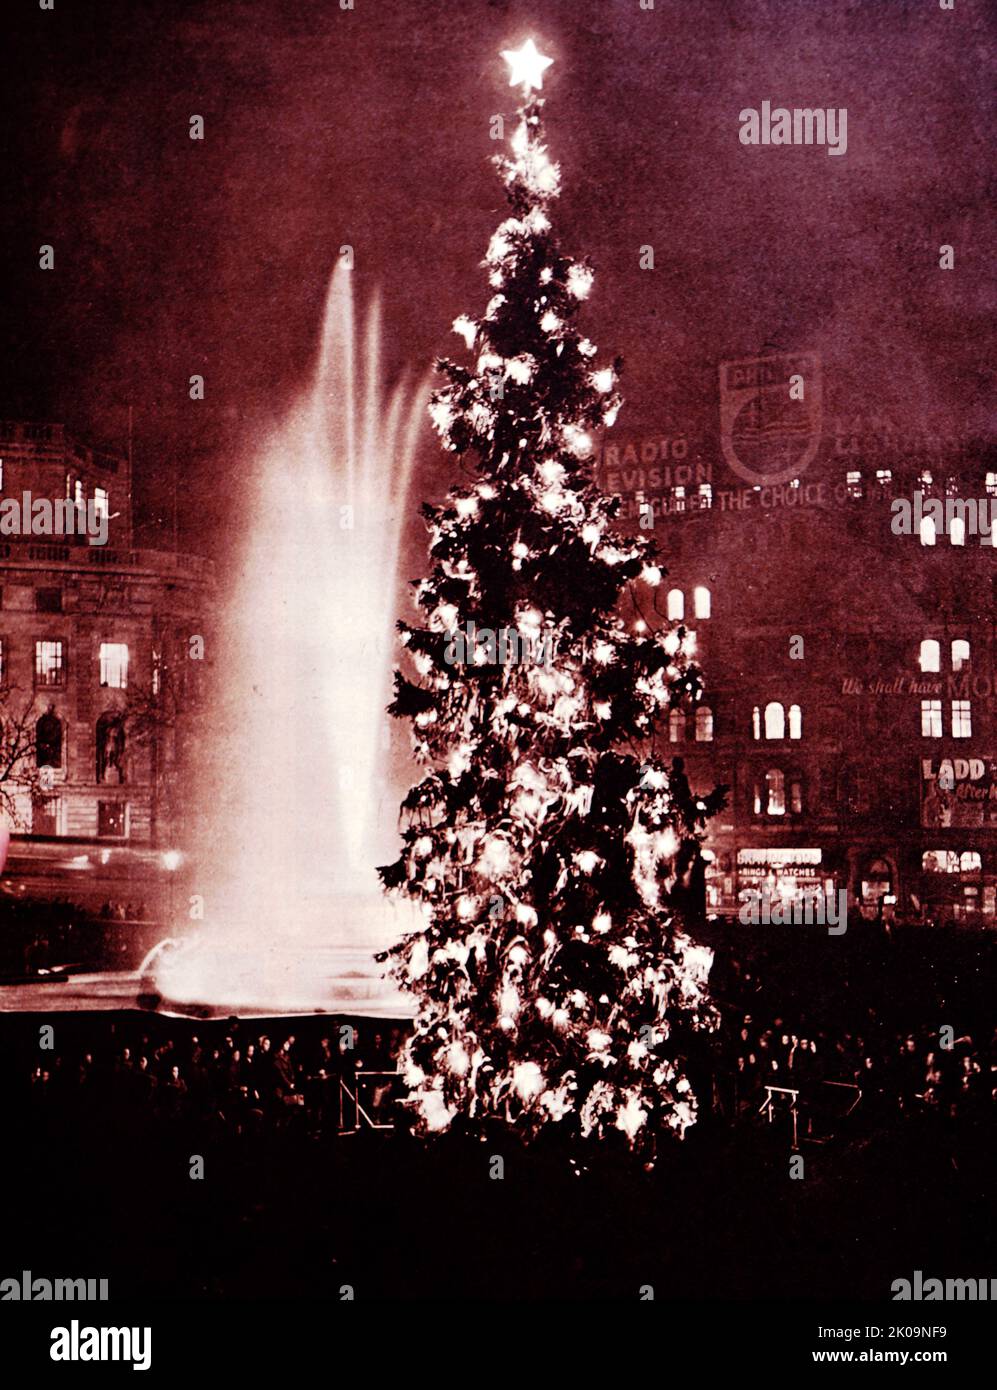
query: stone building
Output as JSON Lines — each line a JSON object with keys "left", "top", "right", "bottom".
{"left": 0, "top": 420, "right": 212, "bottom": 905}
{"left": 601, "top": 353, "right": 995, "bottom": 924}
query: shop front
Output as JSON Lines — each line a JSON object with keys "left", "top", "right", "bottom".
{"left": 917, "top": 754, "right": 997, "bottom": 924}
{"left": 917, "top": 848, "right": 996, "bottom": 925}
{"left": 705, "top": 847, "right": 836, "bottom": 917}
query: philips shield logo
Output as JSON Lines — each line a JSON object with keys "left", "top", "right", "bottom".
{"left": 719, "top": 352, "right": 822, "bottom": 487}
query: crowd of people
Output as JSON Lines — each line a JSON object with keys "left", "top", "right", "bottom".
{"left": 710, "top": 1011, "right": 996, "bottom": 1137}
{"left": 701, "top": 940, "right": 997, "bottom": 1145}
{"left": 6, "top": 925, "right": 997, "bottom": 1149}
{"left": 18, "top": 1021, "right": 406, "bottom": 1139}
{"left": 11, "top": 1006, "right": 996, "bottom": 1149}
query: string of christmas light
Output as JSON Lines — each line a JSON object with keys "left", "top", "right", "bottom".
{"left": 379, "top": 39, "right": 727, "bottom": 1159}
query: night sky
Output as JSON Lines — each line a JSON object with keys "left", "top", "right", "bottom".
{"left": 1, "top": 0, "right": 993, "bottom": 554}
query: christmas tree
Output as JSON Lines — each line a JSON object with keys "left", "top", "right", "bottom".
{"left": 379, "top": 40, "right": 725, "bottom": 1156}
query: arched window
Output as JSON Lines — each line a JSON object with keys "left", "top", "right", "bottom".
{"left": 693, "top": 585, "right": 711, "bottom": 619}
{"left": 919, "top": 639, "right": 940, "bottom": 673}
{"left": 861, "top": 857, "right": 892, "bottom": 907}
{"left": 694, "top": 705, "right": 713, "bottom": 742}
{"left": 667, "top": 588, "right": 684, "bottom": 621}
{"left": 951, "top": 639, "right": 970, "bottom": 671}
{"left": 765, "top": 769, "right": 785, "bottom": 816}
{"left": 789, "top": 778, "right": 804, "bottom": 815}
{"left": 960, "top": 851, "right": 982, "bottom": 873}
{"left": 668, "top": 708, "right": 686, "bottom": 743}
{"left": 764, "top": 701, "right": 785, "bottom": 739}
{"left": 920, "top": 517, "right": 936, "bottom": 546}
{"left": 752, "top": 705, "right": 761, "bottom": 740}
{"left": 788, "top": 704, "right": 802, "bottom": 739}
{"left": 35, "top": 708, "right": 62, "bottom": 768}
{"left": 96, "top": 712, "right": 126, "bottom": 785}
{"left": 950, "top": 517, "right": 965, "bottom": 546}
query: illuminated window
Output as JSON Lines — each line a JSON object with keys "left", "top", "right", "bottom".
{"left": 875, "top": 469, "right": 892, "bottom": 489}
{"left": 698, "top": 483, "right": 712, "bottom": 508}
{"left": 764, "top": 702, "right": 785, "bottom": 739}
{"left": 950, "top": 517, "right": 965, "bottom": 546}
{"left": 951, "top": 700, "right": 972, "bottom": 739}
{"left": 673, "top": 486, "right": 686, "bottom": 512}
{"left": 667, "top": 588, "right": 684, "bottom": 621}
{"left": 94, "top": 487, "right": 109, "bottom": 524}
{"left": 923, "top": 850, "right": 982, "bottom": 874}
{"left": 920, "top": 471, "right": 933, "bottom": 489}
{"left": 951, "top": 639, "right": 970, "bottom": 671}
{"left": 668, "top": 708, "right": 686, "bottom": 743}
{"left": 752, "top": 705, "right": 761, "bottom": 740}
{"left": 99, "top": 642, "right": 129, "bottom": 689}
{"left": 919, "top": 639, "right": 940, "bottom": 673}
{"left": 693, "top": 585, "right": 711, "bottom": 620}
{"left": 846, "top": 470, "right": 862, "bottom": 499}
{"left": 788, "top": 704, "right": 802, "bottom": 739}
{"left": 921, "top": 699, "right": 943, "bottom": 738}
{"left": 35, "top": 640, "right": 65, "bottom": 687}
{"left": 789, "top": 779, "right": 803, "bottom": 815}
{"left": 74, "top": 479, "right": 84, "bottom": 510}
{"left": 694, "top": 706, "right": 713, "bottom": 742}
{"left": 986, "top": 472, "right": 997, "bottom": 498}
{"left": 920, "top": 517, "right": 936, "bottom": 546}
{"left": 765, "top": 769, "right": 785, "bottom": 816}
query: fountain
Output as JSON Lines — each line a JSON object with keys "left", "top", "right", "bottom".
{"left": 154, "top": 263, "right": 426, "bottom": 1016}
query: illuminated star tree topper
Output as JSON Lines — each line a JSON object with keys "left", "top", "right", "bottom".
{"left": 500, "top": 37, "right": 554, "bottom": 95}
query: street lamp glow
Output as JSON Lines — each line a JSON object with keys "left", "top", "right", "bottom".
{"left": 162, "top": 850, "right": 182, "bottom": 872}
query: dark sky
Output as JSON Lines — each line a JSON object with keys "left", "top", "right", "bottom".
{"left": 1, "top": 0, "right": 993, "bottom": 551}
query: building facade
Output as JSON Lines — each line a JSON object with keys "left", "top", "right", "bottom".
{"left": 0, "top": 421, "right": 212, "bottom": 868}
{"left": 600, "top": 353, "right": 996, "bottom": 924}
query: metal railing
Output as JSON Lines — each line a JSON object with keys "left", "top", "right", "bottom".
{"left": 337, "top": 1070, "right": 401, "bottom": 1132}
